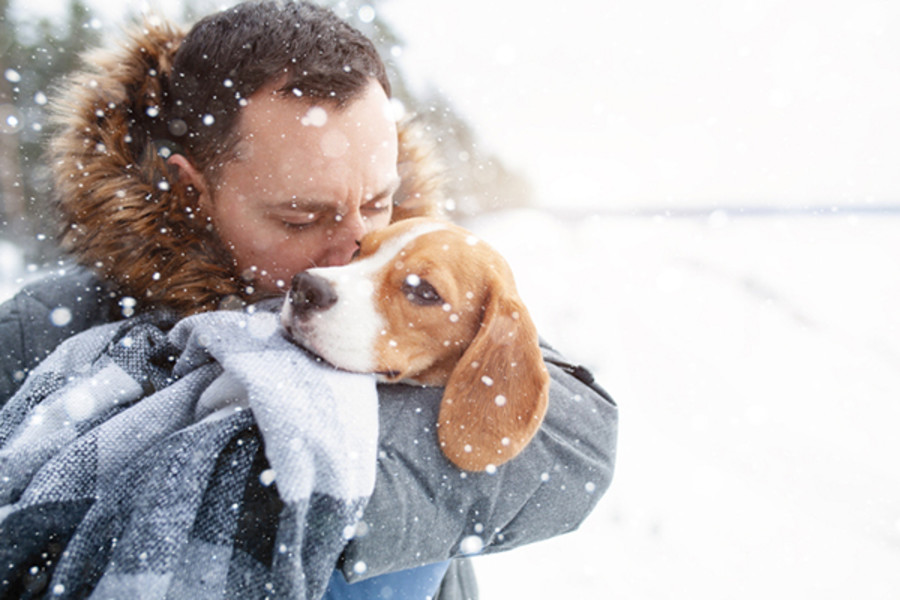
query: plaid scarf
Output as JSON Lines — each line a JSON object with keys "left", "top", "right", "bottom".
{"left": 0, "top": 306, "right": 378, "bottom": 599}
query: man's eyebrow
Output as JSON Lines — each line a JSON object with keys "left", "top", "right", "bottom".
{"left": 367, "top": 177, "right": 402, "bottom": 202}
{"left": 267, "top": 178, "right": 401, "bottom": 211}
{"left": 268, "top": 197, "right": 333, "bottom": 212}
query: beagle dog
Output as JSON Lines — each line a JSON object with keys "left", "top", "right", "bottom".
{"left": 280, "top": 217, "right": 550, "bottom": 471}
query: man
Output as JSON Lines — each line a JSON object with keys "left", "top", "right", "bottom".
{"left": 0, "top": 2, "right": 617, "bottom": 598}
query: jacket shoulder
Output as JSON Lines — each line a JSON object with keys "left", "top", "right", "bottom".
{"left": 0, "top": 266, "right": 118, "bottom": 405}
{"left": 341, "top": 346, "right": 617, "bottom": 582}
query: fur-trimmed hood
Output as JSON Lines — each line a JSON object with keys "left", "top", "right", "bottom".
{"left": 49, "top": 18, "right": 444, "bottom": 316}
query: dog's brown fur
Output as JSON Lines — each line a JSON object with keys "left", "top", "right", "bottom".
{"left": 49, "top": 18, "right": 445, "bottom": 316}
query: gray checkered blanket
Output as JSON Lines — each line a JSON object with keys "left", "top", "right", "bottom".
{"left": 0, "top": 307, "right": 379, "bottom": 599}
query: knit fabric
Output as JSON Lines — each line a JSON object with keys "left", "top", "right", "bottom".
{"left": 0, "top": 306, "right": 378, "bottom": 599}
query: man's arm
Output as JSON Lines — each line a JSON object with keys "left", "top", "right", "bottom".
{"left": 0, "top": 267, "right": 118, "bottom": 407}
{"left": 1, "top": 268, "right": 618, "bottom": 581}
{"left": 341, "top": 345, "right": 617, "bottom": 580}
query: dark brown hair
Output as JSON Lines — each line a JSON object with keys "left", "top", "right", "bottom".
{"left": 159, "top": 0, "right": 390, "bottom": 177}
{"left": 49, "top": 5, "right": 440, "bottom": 315}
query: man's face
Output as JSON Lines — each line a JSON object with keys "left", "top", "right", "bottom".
{"left": 199, "top": 80, "right": 400, "bottom": 293}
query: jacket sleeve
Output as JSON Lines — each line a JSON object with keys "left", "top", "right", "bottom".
{"left": 0, "top": 267, "right": 117, "bottom": 407}
{"left": 340, "top": 344, "right": 618, "bottom": 581}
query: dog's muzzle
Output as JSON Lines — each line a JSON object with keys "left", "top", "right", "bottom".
{"left": 288, "top": 272, "right": 338, "bottom": 320}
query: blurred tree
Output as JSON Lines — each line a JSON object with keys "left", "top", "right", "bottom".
{"left": 0, "top": 0, "right": 532, "bottom": 266}
{"left": 1, "top": 0, "right": 99, "bottom": 261}
{"left": 327, "top": 0, "right": 534, "bottom": 216}
{"left": 1, "top": 0, "right": 26, "bottom": 233}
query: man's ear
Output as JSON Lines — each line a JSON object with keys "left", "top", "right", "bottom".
{"left": 167, "top": 154, "right": 212, "bottom": 210}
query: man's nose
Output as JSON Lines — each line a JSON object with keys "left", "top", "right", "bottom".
{"left": 324, "top": 211, "right": 367, "bottom": 266}
{"left": 340, "top": 209, "right": 369, "bottom": 242}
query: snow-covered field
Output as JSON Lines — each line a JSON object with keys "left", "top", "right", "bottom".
{"left": 2, "top": 210, "right": 898, "bottom": 598}
{"left": 465, "top": 210, "right": 900, "bottom": 600}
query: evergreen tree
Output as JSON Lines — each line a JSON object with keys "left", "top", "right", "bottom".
{"left": 1, "top": 0, "right": 25, "bottom": 233}
{"left": 1, "top": 0, "right": 99, "bottom": 260}
{"left": 0, "top": 0, "right": 531, "bottom": 266}
{"left": 316, "top": 0, "right": 535, "bottom": 216}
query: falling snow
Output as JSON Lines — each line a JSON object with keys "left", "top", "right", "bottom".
{"left": 49, "top": 307, "right": 72, "bottom": 327}
{"left": 0, "top": 201, "right": 897, "bottom": 599}
{"left": 357, "top": 5, "right": 375, "bottom": 23}
{"left": 119, "top": 296, "right": 137, "bottom": 317}
{"left": 259, "top": 468, "right": 276, "bottom": 487}
{"left": 459, "top": 535, "right": 484, "bottom": 555}
{"left": 301, "top": 106, "right": 328, "bottom": 127}
{"left": 461, "top": 209, "right": 900, "bottom": 600}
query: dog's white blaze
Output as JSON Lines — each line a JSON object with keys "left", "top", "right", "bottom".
{"left": 295, "top": 221, "right": 448, "bottom": 373}
{"left": 300, "top": 271, "right": 379, "bottom": 372}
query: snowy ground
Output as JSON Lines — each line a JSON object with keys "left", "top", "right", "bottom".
{"left": 2, "top": 210, "right": 898, "bottom": 598}
{"left": 463, "top": 210, "right": 900, "bottom": 600}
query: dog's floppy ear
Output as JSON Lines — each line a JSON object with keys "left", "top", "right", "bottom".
{"left": 438, "top": 286, "right": 550, "bottom": 471}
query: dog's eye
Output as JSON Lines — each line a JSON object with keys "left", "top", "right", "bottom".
{"left": 402, "top": 274, "right": 443, "bottom": 306}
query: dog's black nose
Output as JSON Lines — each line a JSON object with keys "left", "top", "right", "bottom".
{"left": 289, "top": 272, "right": 338, "bottom": 319}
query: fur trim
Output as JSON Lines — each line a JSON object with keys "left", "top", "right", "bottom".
{"left": 49, "top": 17, "right": 445, "bottom": 316}
{"left": 393, "top": 118, "right": 446, "bottom": 222}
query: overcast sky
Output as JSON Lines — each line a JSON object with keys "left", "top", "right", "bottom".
{"left": 14, "top": 0, "right": 900, "bottom": 210}
{"left": 381, "top": 0, "right": 900, "bottom": 211}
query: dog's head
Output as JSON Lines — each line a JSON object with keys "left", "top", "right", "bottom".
{"left": 280, "top": 217, "right": 549, "bottom": 471}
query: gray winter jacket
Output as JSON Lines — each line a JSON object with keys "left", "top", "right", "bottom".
{"left": 0, "top": 266, "right": 618, "bottom": 598}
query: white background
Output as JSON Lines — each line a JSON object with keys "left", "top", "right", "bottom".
{"left": 12, "top": 0, "right": 900, "bottom": 210}
{"left": 464, "top": 210, "right": 900, "bottom": 599}
{"left": 383, "top": 0, "right": 900, "bottom": 211}
{"left": 5, "top": 1, "right": 900, "bottom": 598}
